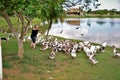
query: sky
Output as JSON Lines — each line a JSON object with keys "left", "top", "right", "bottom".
{"left": 95, "top": 0, "right": 120, "bottom": 11}
{"left": 64, "top": 0, "right": 120, "bottom": 11}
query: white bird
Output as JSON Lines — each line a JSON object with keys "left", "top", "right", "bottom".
{"left": 71, "top": 43, "right": 78, "bottom": 58}
{"left": 29, "top": 25, "right": 33, "bottom": 28}
{"left": 90, "top": 45, "right": 97, "bottom": 55}
{"left": 83, "top": 46, "right": 98, "bottom": 64}
{"left": 83, "top": 41, "right": 90, "bottom": 46}
{"left": 26, "top": 36, "right": 31, "bottom": 42}
{"left": 101, "top": 42, "right": 107, "bottom": 52}
{"left": 102, "top": 42, "right": 107, "bottom": 47}
{"left": 49, "top": 51, "right": 56, "bottom": 59}
{"left": 81, "top": 28, "right": 88, "bottom": 36}
{"left": 83, "top": 46, "right": 93, "bottom": 58}
{"left": 96, "top": 45, "right": 101, "bottom": 51}
{"left": 113, "top": 45, "right": 120, "bottom": 57}
{"left": 89, "top": 56, "right": 98, "bottom": 64}
{"left": 71, "top": 48, "right": 77, "bottom": 58}
{"left": 6, "top": 33, "right": 13, "bottom": 41}
{"left": 42, "top": 44, "right": 49, "bottom": 50}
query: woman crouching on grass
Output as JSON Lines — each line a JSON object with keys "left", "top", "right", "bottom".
{"left": 30, "top": 24, "right": 39, "bottom": 49}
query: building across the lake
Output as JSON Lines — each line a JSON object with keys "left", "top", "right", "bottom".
{"left": 66, "top": 8, "right": 84, "bottom": 16}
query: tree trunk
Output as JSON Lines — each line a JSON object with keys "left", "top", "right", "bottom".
{"left": 18, "top": 39, "right": 24, "bottom": 59}
{"left": 46, "top": 18, "right": 53, "bottom": 39}
{"left": 1, "top": 10, "right": 32, "bottom": 59}
{"left": 1, "top": 10, "right": 18, "bottom": 38}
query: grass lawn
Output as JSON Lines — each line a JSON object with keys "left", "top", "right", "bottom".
{"left": 1, "top": 33, "right": 120, "bottom": 80}
{"left": 0, "top": 16, "right": 120, "bottom": 80}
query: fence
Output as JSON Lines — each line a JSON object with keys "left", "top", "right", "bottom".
{"left": 0, "top": 39, "right": 3, "bottom": 80}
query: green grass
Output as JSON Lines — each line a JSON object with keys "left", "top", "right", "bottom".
{"left": 0, "top": 17, "right": 41, "bottom": 27}
{"left": 0, "top": 17, "right": 50, "bottom": 36}
{"left": 1, "top": 33, "right": 120, "bottom": 80}
{"left": 0, "top": 17, "right": 18, "bottom": 28}
{"left": 1, "top": 16, "right": 120, "bottom": 80}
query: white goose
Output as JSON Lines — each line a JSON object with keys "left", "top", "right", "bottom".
{"left": 84, "top": 46, "right": 91, "bottom": 57}
{"left": 89, "top": 56, "right": 98, "bottom": 64}
{"left": 71, "top": 43, "right": 78, "bottom": 58}
{"left": 96, "top": 45, "right": 101, "bottom": 52}
{"left": 71, "top": 48, "right": 77, "bottom": 58}
{"left": 84, "top": 45, "right": 96, "bottom": 58}
{"left": 101, "top": 42, "right": 107, "bottom": 52}
{"left": 49, "top": 50, "right": 56, "bottom": 59}
{"left": 90, "top": 45, "right": 97, "bottom": 55}
{"left": 84, "top": 46, "right": 98, "bottom": 64}
{"left": 113, "top": 45, "right": 120, "bottom": 57}
{"left": 83, "top": 41, "right": 90, "bottom": 46}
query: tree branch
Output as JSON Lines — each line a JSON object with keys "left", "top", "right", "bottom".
{"left": 1, "top": 10, "right": 18, "bottom": 39}
{"left": 25, "top": 19, "right": 32, "bottom": 33}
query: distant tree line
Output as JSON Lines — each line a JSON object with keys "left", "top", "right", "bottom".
{"left": 87, "top": 9, "right": 120, "bottom": 15}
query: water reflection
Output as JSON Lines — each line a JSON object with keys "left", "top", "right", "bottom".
{"left": 66, "top": 19, "right": 80, "bottom": 26}
{"left": 87, "top": 19, "right": 91, "bottom": 27}
{"left": 96, "top": 21, "right": 106, "bottom": 25}
{"left": 49, "top": 18, "right": 120, "bottom": 48}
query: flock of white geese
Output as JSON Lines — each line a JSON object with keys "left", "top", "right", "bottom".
{"left": 32, "top": 34, "right": 120, "bottom": 64}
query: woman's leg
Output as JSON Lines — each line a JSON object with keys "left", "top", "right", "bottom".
{"left": 32, "top": 42, "right": 36, "bottom": 49}
{"left": 30, "top": 36, "right": 34, "bottom": 48}
{"left": 31, "top": 37, "right": 36, "bottom": 49}
{"left": 30, "top": 42, "right": 33, "bottom": 48}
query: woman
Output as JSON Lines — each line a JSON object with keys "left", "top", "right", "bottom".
{"left": 30, "top": 24, "right": 39, "bottom": 49}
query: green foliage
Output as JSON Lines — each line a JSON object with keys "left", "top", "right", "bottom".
{"left": 40, "top": 0, "right": 65, "bottom": 21}
{"left": 63, "top": 0, "right": 100, "bottom": 11}
{"left": 0, "top": 0, "right": 40, "bottom": 19}
{"left": 92, "top": 9, "right": 120, "bottom": 15}
{"left": 92, "top": 9, "right": 108, "bottom": 15}
{"left": 0, "top": 0, "right": 65, "bottom": 19}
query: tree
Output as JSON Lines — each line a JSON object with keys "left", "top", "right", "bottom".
{"left": 63, "top": 0, "right": 100, "bottom": 15}
{"left": 109, "top": 9, "right": 117, "bottom": 15}
{"left": 63, "top": 0, "right": 100, "bottom": 10}
{"left": 0, "top": 0, "right": 40, "bottom": 59}
{"left": 39, "top": 0, "right": 65, "bottom": 37}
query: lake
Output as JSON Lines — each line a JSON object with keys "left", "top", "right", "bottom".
{"left": 49, "top": 18, "right": 120, "bottom": 48}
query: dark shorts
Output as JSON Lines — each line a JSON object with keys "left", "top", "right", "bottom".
{"left": 31, "top": 36, "right": 37, "bottom": 43}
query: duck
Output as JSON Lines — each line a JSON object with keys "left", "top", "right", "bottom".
{"left": 83, "top": 41, "right": 90, "bottom": 46}
{"left": 90, "top": 45, "right": 97, "bottom": 55}
{"left": 83, "top": 46, "right": 98, "bottom": 64}
{"left": 81, "top": 28, "right": 88, "bottom": 36}
{"left": 96, "top": 45, "right": 101, "bottom": 52}
{"left": 71, "top": 43, "right": 78, "bottom": 58}
{"left": 71, "top": 48, "right": 77, "bottom": 58}
{"left": 76, "top": 27, "right": 79, "bottom": 29}
{"left": 49, "top": 50, "right": 56, "bottom": 59}
{"left": 101, "top": 42, "right": 107, "bottom": 52}
{"left": 60, "top": 30, "right": 63, "bottom": 34}
{"left": 83, "top": 46, "right": 93, "bottom": 58}
{"left": 89, "top": 56, "right": 98, "bottom": 64}
{"left": 87, "top": 22, "right": 91, "bottom": 27}
{"left": 113, "top": 45, "right": 120, "bottom": 57}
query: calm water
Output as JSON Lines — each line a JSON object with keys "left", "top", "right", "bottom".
{"left": 49, "top": 18, "right": 120, "bottom": 48}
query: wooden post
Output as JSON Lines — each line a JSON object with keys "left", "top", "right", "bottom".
{"left": 0, "top": 39, "right": 3, "bottom": 80}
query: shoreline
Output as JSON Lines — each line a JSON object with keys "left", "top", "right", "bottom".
{"left": 66, "top": 15, "right": 120, "bottom": 18}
